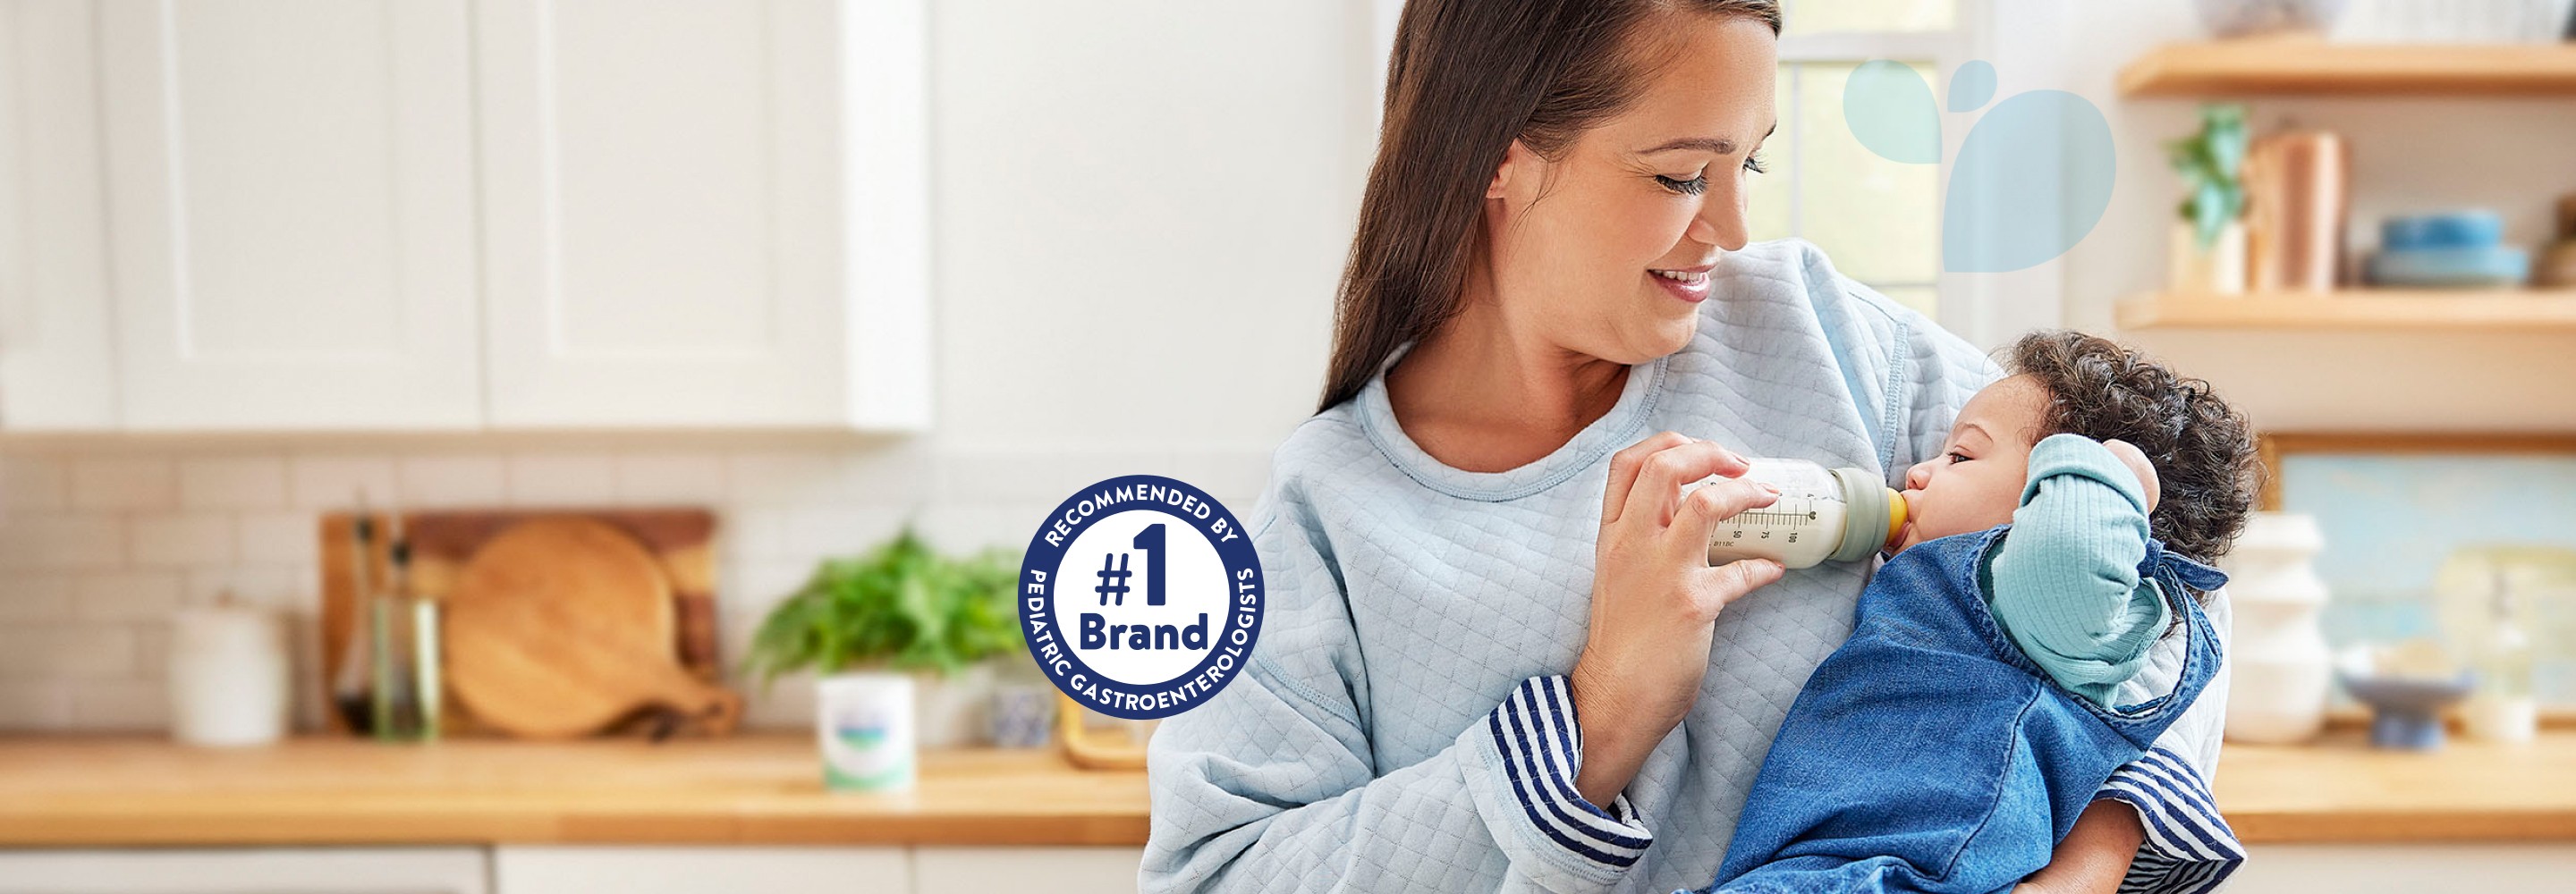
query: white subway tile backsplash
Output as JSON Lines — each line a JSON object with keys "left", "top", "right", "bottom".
{"left": 67, "top": 679, "right": 166, "bottom": 730}
{"left": 236, "top": 511, "right": 320, "bottom": 565}
{"left": 733, "top": 659, "right": 816, "bottom": 730}
{"left": 0, "top": 624, "right": 135, "bottom": 679}
{"left": 0, "top": 682, "right": 72, "bottom": 731}
{"left": 0, "top": 441, "right": 1261, "bottom": 732}
{"left": 783, "top": 507, "right": 907, "bottom": 560}
{"left": 507, "top": 454, "right": 620, "bottom": 507}
{"left": 616, "top": 453, "right": 728, "bottom": 505}
{"left": 914, "top": 504, "right": 1038, "bottom": 554}
{"left": 0, "top": 574, "right": 73, "bottom": 622}
{"left": 72, "top": 571, "right": 184, "bottom": 622}
{"left": 721, "top": 508, "right": 795, "bottom": 561}
{"left": 72, "top": 458, "right": 175, "bottom": 510}
{"left": 289, "top": 456, "right": 398, "bottom": 510}
{"left": 178, "top": 457, "right": 288, "bottom": 510}
{"left": 396, "top": 454, "right": 508, "bottom": 507}
{"left": 726, "top": 559, "right": 820, "bottom": 614}
{"left": 1056, "top": 448, "right": 1177, "bottom": 495}
{"left": 843, "top": 442, "right": 938, "bottom": 507}
{"left": 184, "top": 566, "right": 315, "bottom": 610}
{"left": 727, "top": 451, "right": 854, "bottom": 505}
{"left": 134, "top": 624, "right": 172, "bottom": 680}
{"left": 938, "top": 450, "right": 1064, "bottom": 504}
{"left": 1, "top": 456, "right": 72, "bottom": 511}
{"left": 2, "top": 517, "right": 125, "bottom": 569}
{"left": 129, "top": 514, "right": 235, "bottom": 567}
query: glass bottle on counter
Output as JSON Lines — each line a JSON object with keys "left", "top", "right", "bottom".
{"left": 1690, "top": 458, "right": 1907, "bottom": 569}
{"left": 2464, "top": 568, "right": 2537, "bottom": 744}
{"left": 369, "top": 529, "right": 443, "bottom": 741}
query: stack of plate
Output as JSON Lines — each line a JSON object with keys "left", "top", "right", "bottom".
{"left": 2367, "top": 211, "right": 2529, "bottom": 288}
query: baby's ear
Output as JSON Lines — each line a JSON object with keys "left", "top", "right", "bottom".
{"left": 2100, "top": 439, "right": 2161, "bottom": 513}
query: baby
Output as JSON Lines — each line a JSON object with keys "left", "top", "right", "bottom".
{"left": 1698, "top": 330, "right": 2260, "bottom": 894}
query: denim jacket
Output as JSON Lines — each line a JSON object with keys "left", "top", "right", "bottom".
{"left": 1701, "top": 525, "right": 2226, "bottom": 894}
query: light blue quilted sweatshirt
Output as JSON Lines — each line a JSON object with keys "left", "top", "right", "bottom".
{"left": 1142, "top": 240, "right": 2241, "bottom": 894}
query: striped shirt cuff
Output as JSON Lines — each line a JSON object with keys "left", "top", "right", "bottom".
{"left": 2094, "top": 747, "right": 2245, "bottom": 894}
{"left": 1485, "top": 674, "right": 1654, "bottom": 869}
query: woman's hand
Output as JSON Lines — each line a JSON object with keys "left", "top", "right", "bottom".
{"left": 1569, "top": 431, "right": 1788, "bottom": 806}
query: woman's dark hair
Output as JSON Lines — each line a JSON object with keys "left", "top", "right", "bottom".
{"left": 1318, "top": 0, "right": 1784, "bottom": 412}
{"left": 2005, "top": 330, "right": 2262, "bottom": 565}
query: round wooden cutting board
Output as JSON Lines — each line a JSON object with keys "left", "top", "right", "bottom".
{"left": 445, "top": 517, "right": 738, "bottom": 738}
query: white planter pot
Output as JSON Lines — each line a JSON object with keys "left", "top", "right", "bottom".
{"left": 816, "top": 671, "right": 916, "bottom": 792}
{"left": 2169, "top": 220, "right": 2248, "bottom": 295}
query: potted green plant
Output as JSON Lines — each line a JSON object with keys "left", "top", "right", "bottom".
{"left": 744, "top": 527, "right": 1021, "bottom": 790}
{"left": 2165, "top": 103, "right": 2250, "bottom": 295}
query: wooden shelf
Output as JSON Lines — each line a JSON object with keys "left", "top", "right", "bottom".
{"left": 2115, "top": 290, "right": 2576, "bottom": 332}
{"left": 2120, "top": 40, "right": 2576, "bottom": 97}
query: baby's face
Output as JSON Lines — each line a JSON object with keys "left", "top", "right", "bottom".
{"left": 1892, "top": 375, "right": 2051, "bottom": 552}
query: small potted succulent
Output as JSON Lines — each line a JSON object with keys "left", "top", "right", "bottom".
{"left": 2165, "top": 103, "right": 2251, "bottom": 295}
{"left": 744, "top": 527, "right": 1021, "bottom": 791}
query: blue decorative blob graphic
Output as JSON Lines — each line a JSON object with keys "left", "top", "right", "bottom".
{"left": 1842, "top": 61, "right": 1941, "bottom": 164}
{"left": 1941, "top": 90, "right": 2116, "bottom": 273}
{"left": 1946, "top": 60, "right": 1996, "bottom": 113}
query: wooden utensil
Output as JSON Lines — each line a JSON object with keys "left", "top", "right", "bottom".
{"left": 445, "top": 517, "right": 740, "bottom": 739}
{"left": 319, "top": 509, "right": 725, "bottom": 736}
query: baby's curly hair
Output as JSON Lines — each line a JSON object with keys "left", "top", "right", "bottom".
{"left": 2004, "top": 331, "right": 2261, "bottom": 565}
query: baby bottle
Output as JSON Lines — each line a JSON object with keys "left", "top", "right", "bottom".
{"left": 1690, "top": 459, "right": 1906, "bottom": 569}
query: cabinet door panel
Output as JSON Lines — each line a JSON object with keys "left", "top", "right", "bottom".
{"left": 913, "top": 846, "right": 1146, "bottom": 894}
{"left": 98, "top": 0, "right": 481, "bottom": 430}
{"left": 493, "top": 846, "right": 908, "bottom": 894}
{"left": 0, "top": 1, "right": 117, "bottom": 430}
{"left": 478, "top": 0, "right": 853, "bottom": 427}
{"left": 0, "top": 847, "right": 488, "bottom": 893}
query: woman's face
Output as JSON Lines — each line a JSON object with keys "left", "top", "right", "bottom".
{"left": 1481, "top": 16, "right": 1778, "bottom": 365}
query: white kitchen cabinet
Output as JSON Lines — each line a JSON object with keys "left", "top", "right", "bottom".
{"left": 912, "top": 846, "right": 1145, "bottom": 894}
{"left": 97, "top": 0, "right": 485, "bottom": 430}
{"left": 0, "top": 848, "right": 488, "bottom": 894}
{"left": 493, "top": 845, "right": 910, "bottom": 894}
{"left": 1, "top": 1, "right": 135, "bottom": 430}
{"left": 475, "top": 0, "right": 928, "bottom": 429}
{"left": 0, "top": 0, "right": 928, "bottom": 433}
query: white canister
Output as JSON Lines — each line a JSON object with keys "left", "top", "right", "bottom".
{"left": 166, "top": 603, "right": 290, "bottom": 747}
{"left": 2218, "top": 512, "right": 2334, "bottom": 744}
{"left": 817, "top": 671, "right": 917, "bottom": 792}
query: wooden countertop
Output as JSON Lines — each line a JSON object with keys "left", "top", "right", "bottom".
{"left": 0, "top": 736, "right": 1148, "bottom": 847}
{"left": 2214, "top": 730, "right": 2576, "bottom": 843}
{"left": 4, "top": 730, "right": 2572, "bottom": 847}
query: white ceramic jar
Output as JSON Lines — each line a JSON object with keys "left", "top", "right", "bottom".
{"left": 2217, "top": 512, "right": 2334, "bottom": 744}
{"left": 167, "top": 603, "right": 289, "bottom": 747}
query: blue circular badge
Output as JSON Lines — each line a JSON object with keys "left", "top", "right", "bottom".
{"left": 1018, "top": 475, "right": 1263, "bottom": 720}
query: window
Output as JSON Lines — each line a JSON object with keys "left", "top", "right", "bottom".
{"left": 1750, "top": 0, "right": 1970, "bottom": 318}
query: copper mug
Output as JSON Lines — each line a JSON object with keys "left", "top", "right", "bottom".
{"left": 2243, "top": 131, "right": 2350, "bottom": 293}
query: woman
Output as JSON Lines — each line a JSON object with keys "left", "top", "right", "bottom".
{"left": 1144, "top": 2, "right": 2241, "bottom": 892}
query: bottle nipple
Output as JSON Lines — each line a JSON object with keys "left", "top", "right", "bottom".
{"left": 1882, "top": 488, "right": 1908, "bottom": 552}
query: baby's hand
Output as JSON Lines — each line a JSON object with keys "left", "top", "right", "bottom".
{"left": 2101, "top": 439, "right": 2161, "bottom": 513}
